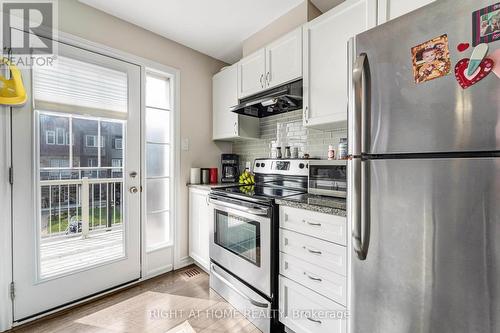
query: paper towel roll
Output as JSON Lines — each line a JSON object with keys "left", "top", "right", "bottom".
{"left": 190, "top": 168, "right": 201, "bottom": 184}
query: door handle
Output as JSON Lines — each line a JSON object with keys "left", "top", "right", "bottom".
{"left": 304, "top": 272, "right": 322, "bottom": 282}
{"left": 266, "top": 71, "right": 270, "bottom": 86}
{"left": 306, "top": 316, "right": 322, "bottom": 325}
{"left": 209, "top": 198, "right": 269, "bottom": 216}
{"left": 129, "top": 186, "right": 138, "bottom": 194}
{"left": 259, "top": 74, "right": 264, "bottom": 88}
{"left": 302, "top": 219, "right": 321, "bottom": 227}
{"left": 352, "top": 53, "right": 371, "bottom": 156}
{"left": 303, "top": 246, "right": 322, "bottom": 255}
{"left": 352, "top": 159, "right": 370, "bottom": 260}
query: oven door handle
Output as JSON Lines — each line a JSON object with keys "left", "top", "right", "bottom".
{"left": 211, "top": 264, "right": 269, "bottom": 308}
{"left": 208, "top": 198, "right": 269, "bottom": 216}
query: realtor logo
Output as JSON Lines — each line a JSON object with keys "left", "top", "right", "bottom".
{"left": 1, "top": 0, "right": 57, "bottom": 66}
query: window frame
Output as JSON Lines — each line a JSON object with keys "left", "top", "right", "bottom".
{"left": 45, "top": 130, "right": 55, "bottom": 145}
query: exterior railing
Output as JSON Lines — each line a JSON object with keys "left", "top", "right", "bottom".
{"left": 39, "top": 177, "right": 123, "bottom": 239}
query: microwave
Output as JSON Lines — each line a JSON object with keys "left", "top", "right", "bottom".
{"left": 308, "top": 160, "right": 347, "bottom": 198}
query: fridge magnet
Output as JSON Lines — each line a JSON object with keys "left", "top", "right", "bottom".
{"left": 454, "top": 58, "right": 494, "bottom": 89}
{"left": 488, "top": 49, "right": 500, "bottom": 78}
{"left": 472, "top": 2, "right": 500, "bottom": 46}
{"left": 457, "top": 42, "right": 470, "bottom": 52}
{"left": 467, "top": 43, "right": 489, "bottom": 75}
{"left": 411, "top": 34, "right": 451, "bottom": 84}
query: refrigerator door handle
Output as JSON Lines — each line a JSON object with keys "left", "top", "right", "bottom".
{"left": 352, "top": 158, "right": 370, "bottom": 260}
{"left": 352, "top": 52, "right": 370, "bottom": 155}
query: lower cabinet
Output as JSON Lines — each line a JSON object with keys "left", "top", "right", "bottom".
{"left": 188, "top": 187, "right": 212, "bottom": 271}
{"left": 279, "top": 205, "right": 348, "bottom": 333}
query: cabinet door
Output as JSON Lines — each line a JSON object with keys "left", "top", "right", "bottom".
{"left": 378, "top": 0, "right": 435, "bottom": 23}
{"left": 238, "top": 48, "right": 266, "bottom": 99}
{"left": 188, "top": 188, "right": 211, "bottom": 271}
{"left": 213, "top": 65, "right": 238, "bottom": 140}
{"left": 265, "top": 27, "right": 302, "bottom": 89}
{"left": 303, "top": 0, "right": 377, "bottom": 129}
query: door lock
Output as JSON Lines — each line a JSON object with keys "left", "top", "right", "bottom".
{"left": 129, "top": 171, "right": 138, "bottom": 178}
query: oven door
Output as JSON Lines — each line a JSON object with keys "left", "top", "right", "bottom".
{"left": 209, "top": 195, "right": 271, "bottom": 297}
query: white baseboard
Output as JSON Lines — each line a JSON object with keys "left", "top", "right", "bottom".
{"left": 174, "top": 256, "right": 194, "bottom": 270}
{"left": 144, "top": 264, "right": 174, "bottom": 279}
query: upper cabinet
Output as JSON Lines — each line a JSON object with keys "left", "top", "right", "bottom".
{"left": 303, "top": 0, "right": 377, "bottom": 129}
{"left": 238, "top": 49, "right": 267, "bottom": 99}
{"left": 238, "top": 28, "right": 302, "bottom": 99}
{"left": 377, "top": 0, "right": 435, "bottom": 23}
{"left": 265, "top": 27, "right": 303, "bottom": 90}
{"left": 213, "top": 64, "right": 259, "bottom": 141}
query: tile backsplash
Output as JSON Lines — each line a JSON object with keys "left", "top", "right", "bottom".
{"left": 232, "top": 110, "right": 347, "bottom": 170}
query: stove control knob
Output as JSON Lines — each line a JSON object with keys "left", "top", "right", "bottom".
{"left": 261, "top": 163, "right": 266, "bottom": 167}
{"left": 256, "top": 163, "right": 261, "bottom": 168}
{"left": 299, "top": 163, "right": 305, "bottom": 169}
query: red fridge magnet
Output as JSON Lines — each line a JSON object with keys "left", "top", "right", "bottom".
{"left": 457, "top": 42, "right": 470, "bottom": 52}
{"left": 455, "top": 58, "right": 494, "bottom": 89}
{"left": 472, "top": 2, "right": 500, "bottom": 46}
{"left": 411, "top": 34, "right": 452, "bottom": 84}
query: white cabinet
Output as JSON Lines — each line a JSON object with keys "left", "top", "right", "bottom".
{"left": 188, "top": 187, "right": 212, "bottom": 271}
{"left": 279, "top": 276, "right": 347, "bottom": 333}
{"left": 213, "top": 65, "right": 259, "bottom": 141}
{"left": 265, "top": 27, "right": 302, "bottom": 90}
{"left": 238, "top": 28, "right": 302, "bottom": 99}
{"left": 303, "top": 0, "right": 377, "bottom": 129}
{"left": 238, "top": 48, "right": 267, "bottom": 98}
{"left": 378, "top": 0, "right": 435, "bottom": 23}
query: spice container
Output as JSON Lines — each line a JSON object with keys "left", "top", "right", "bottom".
{"left": 328, "top": 145, "right": 335, "bottom": 160}
{"left": 338, "top": 138, "right": 348, "bottom": 160}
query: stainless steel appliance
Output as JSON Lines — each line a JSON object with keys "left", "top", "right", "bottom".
{"left": 230, "top": 80, "right": 302, "bottom": 118}
{"left": 209, "top": 159, "right": 309, "bottom": 333}
{"left": 349, "top": 1, "right": 500, "bottom": 332}
{"left": 308, "top": 160, "right": 347, "bottom": 198}
{"left": 221, "top": 154, "right": 239, "bottom": 183}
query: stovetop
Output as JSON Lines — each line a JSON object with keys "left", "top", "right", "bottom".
{"left": 211, "top": 183, "right": 306, "bottom": 202}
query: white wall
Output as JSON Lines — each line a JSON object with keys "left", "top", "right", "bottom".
{"left": 57, "top": 0, "right": 232, "bottom": 267}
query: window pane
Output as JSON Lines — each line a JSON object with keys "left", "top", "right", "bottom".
{"left": 146, "top": 211, "right": 170, "bottom": 249}
{"left": 146, "top": 178, "right": 169, "bottom": 212}
{"left": 146, "top": 74, "right": 170, "bottom": 109}
{"left": 72, "top": 118, "right": 98, "bottom": 168}
{"left": 101, "top": 121, "right": 123, "bottom": 168}
{"left": 146, "top": 108, "right": 170, "bottom": 143}
{"left": 146, "top": 144, "right": 170, "bottom": 177}
{"left": 39, "top": 114, "right": 69, "bottom": 168}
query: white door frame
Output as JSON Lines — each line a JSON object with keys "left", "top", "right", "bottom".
{"left": 0, "top": 28, "right": 180, "bottom": 331}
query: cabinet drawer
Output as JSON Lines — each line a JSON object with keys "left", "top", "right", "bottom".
{"left": 280, "top": 252, "right": 347, "bottom": 306}
{"left": 279, "top": 276, "right": 347, "bottom": 333}
{"left": 280, "top": 206, "right": 346, "bottom": 245}
{"left": 280, "top": 229, "right": 346, "bottom": 276}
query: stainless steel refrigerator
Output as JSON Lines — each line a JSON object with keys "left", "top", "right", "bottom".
{"left": 347, "top": 0, "right": 500, "bottom": 332}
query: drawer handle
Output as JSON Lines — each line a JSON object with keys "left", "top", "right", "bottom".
{"left": 306, "top": 317, "right": 322, "bottom": 325}
{"left": 303, "top": 246, "right": 322, "bottom": 255}
{"left": 303, "top": 220, "right": 322, "bottom": 227}
{"left": 304, "top": 272, "right": 322, "bottom": 282}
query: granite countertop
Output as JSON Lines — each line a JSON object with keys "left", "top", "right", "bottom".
{"left": 276, "top": 194, "right": 347, "bottom": 217}
{"left": 186, "top": 183, "right": 238, "bottom": 190}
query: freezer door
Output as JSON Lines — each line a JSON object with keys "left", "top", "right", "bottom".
{"left": 351, "top": 157, "right": 500, "bottom": 333}
{"left": 354, "top": 0, "right": 500, "bottom": 154}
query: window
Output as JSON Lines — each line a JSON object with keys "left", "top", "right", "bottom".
{"left": 56, "top": 128, "right": 66, "bottom": 145}
{"left": 145, "top": 72, "right": 172, "bottom": 251}
{"left": 113, "top": 138, "right": 123, "bottom": 150}
{"left": 111, "top": 158, "right": 122, "bottom": 168}
{"left": 85, "top": 135, "right": 105, "bottom": 148}
{"left": 87, "top": 158, "right": 98, "bottom": 167}
{"left": 46, "top": 130, "right": 55, "bottom": 145}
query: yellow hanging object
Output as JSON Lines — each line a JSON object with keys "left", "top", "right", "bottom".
{"left": 0, "top": 57, "right": 27, "bottom": 106}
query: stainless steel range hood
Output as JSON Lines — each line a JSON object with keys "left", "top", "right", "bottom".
{"left": 230, "top": 80, "right": 302, "bottom": 118}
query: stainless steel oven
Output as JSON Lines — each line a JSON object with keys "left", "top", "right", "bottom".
{"left": 209, "top": 194, "right": 272, "bottom": 297}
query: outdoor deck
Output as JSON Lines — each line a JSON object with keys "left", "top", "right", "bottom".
{"left": 40, "top": 228, "right": 124, "bottom": 279}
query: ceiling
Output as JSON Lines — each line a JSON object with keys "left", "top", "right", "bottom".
{"left": 79, "top": 0, "right": 306, "bottom": 64}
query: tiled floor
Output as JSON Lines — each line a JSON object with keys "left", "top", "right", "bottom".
{"left": 9, "top": 266, "right": 261, "bottom": 333}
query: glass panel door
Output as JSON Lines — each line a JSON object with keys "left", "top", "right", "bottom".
{"left": 12, "top": 36, "right": 141, "bottom": 321}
